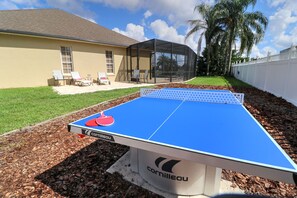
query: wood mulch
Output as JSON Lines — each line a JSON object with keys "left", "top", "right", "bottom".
{"left": 0, "top": 83, "right": 296, "bottom": 197}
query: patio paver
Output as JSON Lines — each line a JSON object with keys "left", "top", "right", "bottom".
{"left": 52, "top": 82, "right": 154, "bottom": 95}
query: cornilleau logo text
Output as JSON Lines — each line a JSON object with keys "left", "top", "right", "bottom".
{"left": 147, "top": 157, "right": 188, "bottom": 181}
{"left": 82, "top": 129, "right": 114, "bottom": 142}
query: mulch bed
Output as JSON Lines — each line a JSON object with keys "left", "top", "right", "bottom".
{"left": 0, "top": 84, "right": 296, "bottom": 197}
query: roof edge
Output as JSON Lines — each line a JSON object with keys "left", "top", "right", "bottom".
{"left": 0, "top": 8, "right": 60, "bottom": 12}
{"left": 128, "top": 38, "right": 197, "bottom": 55}
{"left": 0, "top": 29, "right": 132, "bottom": 48}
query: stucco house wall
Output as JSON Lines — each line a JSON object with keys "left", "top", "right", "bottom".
{"left": 0, "top": 33, "right": 127, "bottom": 88}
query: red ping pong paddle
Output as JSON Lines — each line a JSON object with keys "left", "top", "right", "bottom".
{"left": 78, "top": 134, "right": 86, "bottom": 138}
{"left": 95, "top": 111, "right": 114, "bottom": 126}
{"left": 85, "top": 118, "right": 98, "bottom": 127}
{"left": 85, "top": 111, "right": 114, "bottom": 127}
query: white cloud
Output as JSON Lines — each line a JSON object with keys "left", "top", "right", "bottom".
{"left": 145, "top": 0, "right": 199, "bottom": 27}
{"left": 266, "top": 0, "right": 286, "bottom": 7}
{"left": 150, "top": 19, "right": 183, "bottom": 42}
{"left": 113, "top": 23, "right": 147, "bottom": 41}
{"left": 0, "top": 0, "right": 42, "bottom": 9}
{"left": 250, "top": 45, "right": 264, "bottom": 58}
{"left": 185, "top": 33, "right": 199, "bottom": 54}
{"left": 184, "top": 26, "right": 201, "bottom": 54}
{"left": 81, "top": 16, "right": 97, "bottom": 24}
{"left": 269, "top": 9, "right": 297, "bottom": 35}
{"left": 141, "top": 10, "right": 152, "bottom": 26}
{"left": 267, "top": 0, "right": 297, "bottom": 50}
{"left": 87, "top": 0, "right": 203, "bottom": 27}
{"left": 0, "top": 0, "right": 97, "bottom": 21}
{"left": 144, "top": 10, "right": 152, "bottom": 18}
{"left": 150, "top": 19, "right": 198, "bottom": 52}
{"left": 263, "top": 46, "right": 278, "bottom": 55}
{"left": 0, "top": 0, "right": 19, "bottom": 10}
{"left": 0, "top": 0, "right": 40, "bottom": 10}
{"left": 87, "top": 0, "right": 141, "bottom": 10}
{"left": 46, "top": 0, "right": 96, "bottom": 21}
{"left": 250, "top": 45, "right": 278, "bottom": 58}
{"left": 274, "top": 31, "right": 297, "bottom": 48}
{"left": 10, "top": 0, "right": 38, "bottom": 4}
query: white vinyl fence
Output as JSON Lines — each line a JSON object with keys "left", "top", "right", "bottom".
{"left": 232, "top": 48, "right": 297, "bottom": 107}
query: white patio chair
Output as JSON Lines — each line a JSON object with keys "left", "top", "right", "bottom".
{"left": 97, "top": 72, "right": 110, "bottom": 85}
{"left": 142, "top": 69, "right": 149, "bottom": 83}
{"left": 70, "top": 71, "right": 92, "bottom": 86}
{"left": 52, "top": 70, "right": 65, "bottom": 86}
{"left": 131, "top": 69, "right": 140, "bottom": 83}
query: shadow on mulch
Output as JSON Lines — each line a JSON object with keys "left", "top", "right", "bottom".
{"left": 13, "top": 83, "right": 295, "bottom": 198}
{"left": 35, "top": 140, "right": 161, "bottom": 198}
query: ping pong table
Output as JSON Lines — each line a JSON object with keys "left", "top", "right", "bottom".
{"left": 68, "top": 88, "right": 297, "bottom": 196}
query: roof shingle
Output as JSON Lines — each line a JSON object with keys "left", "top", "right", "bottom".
{"left": 0, "top": 9, "right": 138, "bottom": 47}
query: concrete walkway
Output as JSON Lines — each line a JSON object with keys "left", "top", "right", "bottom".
{"left": 52, "top": 82, "right": 154, "bottom": 95}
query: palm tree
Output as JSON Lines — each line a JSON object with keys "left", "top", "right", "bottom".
{"left": 215, "top": 0, "right": 268, "bottom": 74}
{"left": 185, "top": 4, "right": 222, "bottom": 76}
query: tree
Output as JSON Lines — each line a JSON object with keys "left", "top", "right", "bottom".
{"left": 156, "top": 54, "right": 178, "bottom": 74}
{"left": 231, "top": 50, "right": 249, "bottom": 64}
{"left": 214, "top": 0, "right": 268, "bottom": 74}
{"left": 185, "top": 4, "right": 223, "bottom": 76}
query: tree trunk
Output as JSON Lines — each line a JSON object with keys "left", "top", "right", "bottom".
{"left": 226, "top": 29, "right": 234, "bottom": 75}
{"left": 206, "top": 41, "right": 210, "bottom": 76}
{"left": 223, "top": 46, "right": 229, "bottom": 75}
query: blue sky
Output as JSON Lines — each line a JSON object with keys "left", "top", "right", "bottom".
{"left": 1, "top": 0, "right": 297, "bottom": 58}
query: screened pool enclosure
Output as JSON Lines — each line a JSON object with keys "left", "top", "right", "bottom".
{"left": 125, "top": 39, "right": 197, "bottom": 83}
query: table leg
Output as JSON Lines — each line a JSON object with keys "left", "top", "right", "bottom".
{"left": 137, "top": 149, "right": 221, "bottom": 196}
{"left": 204, "top": 166, "right": 222, "bottom": 196}
{"left": 130, "top": 147, "right": 139, "bottom": 173}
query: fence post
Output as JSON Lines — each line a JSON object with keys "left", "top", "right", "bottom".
{"left": 264, "top": 52, "right": 271, "bottom": 89}
{"left": 283, "top": 46, "right": 295, "bottom": 97}
{"left": 267, "top": 51, "right": 271, "bottom": 62}
{"left": 263, "top": 63, "right": 268, "bottom": 92}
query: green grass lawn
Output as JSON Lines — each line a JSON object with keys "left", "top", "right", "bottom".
{"left": 187, "top": 76, "right": 250, "bottom": 87}
{"left": 0, "top": 77, "right": 248, "bottom": 135}
{"left": 0, "top": 86, "right": 140, "bottom": 135}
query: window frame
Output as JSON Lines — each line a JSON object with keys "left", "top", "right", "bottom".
{"left": 105, "top": 50, "right": 114, "bottom": 74}
{"left": 60, "top": 46, "right": 73, "bottom": 74}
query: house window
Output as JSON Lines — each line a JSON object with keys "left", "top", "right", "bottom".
{"left": 61, "top": 46, "right": 73, "bottom": 73}
{"left": 106, "top": 51, "right": 114, "bottom": 73}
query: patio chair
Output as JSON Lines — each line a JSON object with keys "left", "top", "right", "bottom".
{"left": 97, "top": 72, "right": 111, "bottom": 85}
{"left": 131, "top": 69, "right": 140, "bottom": 83}
{"left": 52, "top": 70, "right": 65, "bottom": 86}
{"left": 70, "top": 71, "right": 92, "bottom": 86}
{"left": 142, "top": 70, "right": 149, "bottom": 83}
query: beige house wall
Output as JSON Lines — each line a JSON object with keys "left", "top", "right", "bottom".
{"left": 0, "top": 33, "right": 127, "bottom": 89}
{"left": 128, "top": 50, "right": 151, "bottom": 80}
{"left": 129, "top": 50, "right": 151, "bottom": 70}
{"left": 139, "top": 56, "right": 151, "bottom": 71}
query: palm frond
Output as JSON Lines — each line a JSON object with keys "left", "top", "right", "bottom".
{"left": 197, "top": 32, "right": 205, "bottom": 55}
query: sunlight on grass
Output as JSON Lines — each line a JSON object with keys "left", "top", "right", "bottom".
{"left": 187, "top": 76, "right": 251, "bottom": 87}
{"left": 0, "top": 86, "right": 140, "bottom": 134}
{"left": 187, "top": 76, "right": 228, "bottom": 86}
{"left": 0, "top": 79, "right": 250, "bottom": 135}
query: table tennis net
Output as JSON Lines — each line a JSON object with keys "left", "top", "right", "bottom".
{"left": 140, "top": 88, "right": 244, "bottom": 104}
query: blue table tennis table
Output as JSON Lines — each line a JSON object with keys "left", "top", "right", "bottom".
{"left": 68, "top": 88, "right": 297, "bottom": 196}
